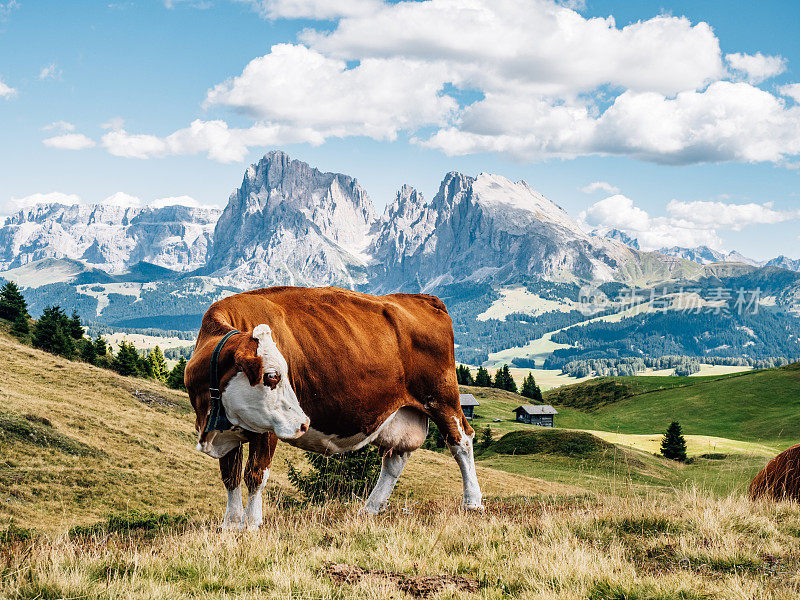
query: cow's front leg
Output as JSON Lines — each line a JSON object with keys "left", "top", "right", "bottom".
{"left": 243, "top": 432, "right": 278, "bottom": 530}
{"left": 362, "top": 451, "right": 410, "bottom": 515}
{"left": 433, "top": 410, "right": 483, "bottom": 510}
{"left": 220, "top": 445, "right": 246, "bottom": 529}
{"left": 449, "top": 422, "right": 483, "bottom": 510}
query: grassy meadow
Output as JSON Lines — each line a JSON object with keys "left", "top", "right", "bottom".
{"left": 2, "top": 331, "right": 800, "bottom": 599}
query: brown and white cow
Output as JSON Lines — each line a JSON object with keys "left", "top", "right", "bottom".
{"left": 185, "top": 286, "right": 483, "bottom": 528}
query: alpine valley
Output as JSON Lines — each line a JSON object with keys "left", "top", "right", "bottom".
{"left": 3, "top": 151, "right": 799, "bottom": 368}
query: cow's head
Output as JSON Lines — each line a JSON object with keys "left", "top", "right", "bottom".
{"left": 223, "top": 324, "right": 309, "bottom": 440}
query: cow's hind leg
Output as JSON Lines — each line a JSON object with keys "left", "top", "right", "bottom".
{"left": 220, "top": 444, "right": 246, "bottom": 529}
{"left": 362, "top": 451, "right": 410, "bottom": 515}
{"left": 243, "top": 432, "right": 278, "bottom": 530}
{"left": 430, "top": 406, "right": 483, "bottom": 510}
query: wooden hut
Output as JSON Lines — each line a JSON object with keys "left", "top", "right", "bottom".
{"left": 459, "top": 393, "right": 479, "bottom": 419}
{"left": 513, "top": 405, "right": 558, "bottom": 427}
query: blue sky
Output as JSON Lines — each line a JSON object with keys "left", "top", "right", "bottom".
{"left": 0, "top": 0, "right": 799, "bottom": 260}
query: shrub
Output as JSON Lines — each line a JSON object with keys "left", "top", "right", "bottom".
{"left": 422, "top": 420, "right": 446, "bottom": 450}
{"left": 286, "top": 447, "right": 381, "bottom": 504}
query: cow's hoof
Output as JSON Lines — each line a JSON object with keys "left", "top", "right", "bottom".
{"left": 221, "top": 520, "right": 246, "bottom": 531}
{"left": 463, "top": 502, "right": 485, "bottom": 512}
{"left": 359, "top": 503, "right": 385, "bottom": 516}
{"left": 246, "top": 520, "right": 263, "bottom": 531}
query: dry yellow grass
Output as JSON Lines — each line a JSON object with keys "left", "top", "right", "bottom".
{"left": 3, "top": 490, "right": 799, "bottom": 599}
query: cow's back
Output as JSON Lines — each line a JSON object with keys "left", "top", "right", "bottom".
{"left": 204, "top": 286, "right": 457, "bottom": 437}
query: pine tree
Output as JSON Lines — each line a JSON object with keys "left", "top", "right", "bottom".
{"left": 286, "top": 447, "right": 381, "bottom": 504}
{"left": 80, "top": 339, "right": 97, "bottom": 365}
{"left": 479, "top": 425, "right": 493, "bottom": 450}
{"left": 0, "top": 281, "right": 28, "bottom": 322}
{"left": 474, "top": 366, "right": 491, "bottom": 387}
{"left": 11, "top": 313, "right": 29, "bottom": 337}
{"left": 68, "top": 310, "right": 84, "bottom": 340}
{"left": 456, "top": 364, "right": 474, "bottom": 385}
{"left": 94, "top": 335, "right": 108, "bottom": 357}
{"left": 114, "top": 341, "right": 141, "bottom": 377}
{"left": 146, "top": 346, "right": 168, "bottom": 382}
{"left": 167, "top": 356, "right": 187, "bottom": 390}
{"left": 660, "top": 421, "right": 688, "bottom": 462}
{"left": 32, "top": 306, "right": 75, "bottom": 358}
{"left": 521, "top": 372, "right": 543, "bottom": 402}
{"left": 494, "top": 365, "right": 517, "bottom": 393}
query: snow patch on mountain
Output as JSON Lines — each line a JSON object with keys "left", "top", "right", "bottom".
{"left": 0, "top": 203, "right": 220, "bottom": 273}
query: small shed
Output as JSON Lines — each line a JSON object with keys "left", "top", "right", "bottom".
{"left": 514, "top": 405, "right": 558, "bottom": 427}
{"left": 459, "top": 393, "right": 479, "bottom": 419}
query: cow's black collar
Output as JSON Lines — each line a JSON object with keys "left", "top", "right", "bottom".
{"left": 204, "top": 329, "right": 240, "bottom": 434}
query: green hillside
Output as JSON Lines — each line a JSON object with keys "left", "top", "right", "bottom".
{"left": 545, "top": 365, "right": 800, "bottom": 446}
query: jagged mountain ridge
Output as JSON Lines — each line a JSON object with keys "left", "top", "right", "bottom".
{"left": 368, "top": 171, "right": 701, "bottom": 291}
{"left": 0, "top": 203, "right": 220, "bottom": 273}
{"left": 2, "top": 151, "right": 798, "bottom": 293}
{"left": 204, "top": 151, "right": 376, "bottom": 288}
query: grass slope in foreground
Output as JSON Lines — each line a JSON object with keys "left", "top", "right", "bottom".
{"left": 2, "top": 333, "right": 800, "bottom": 599}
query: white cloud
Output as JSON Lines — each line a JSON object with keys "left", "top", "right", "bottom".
{"left": 666, "top": 199, "right": 799, "bottom": 231}
{"left": 0, "top": 77, "right": 16, "bottom": 99}
{"left": 102, "top": 192, "right": 142, "bottom": 207}
{"left": 102, "top": 119, "right": 325, "bottom": 162}
{"left": 726, "top": 52, "right": 786, "bottom": 84}
{"left": 582, "top": 194, "right": 800, "bottom": 251}
{"left": 424, "top": 81, "right": 800, "bottom": 164}
{"left": 4, "top": 192, "right": 82, "bottom": 214}
{"left": 580, "top": 181, "right": 619, "bottom": 194}
{"left": 42, "top": 133, "right": 97, "bottom": 150}
{"left": 38, "top": 63, "right": 61, "bottom": 80}
{"left": 42, "top": 121, "right": 75, "bottom": 133}
{"left": 779, "top": 83, "right": 800, "bottom": 104}
{"left": 150, "top": 195, "right": 200, "bottom": 208}
{"left": 580, "top": 194, "right": 650, "bottom": 231}
{"left": 103, "top": 0, "right": 800, "bottom": 167}
{"left": 236, "top": 0, "right": 380, "bottom": 20}
{"left": 205, "top": 44, "right": 456, "bottom": 141}
{"left": 101, "top": 116, "right": 125, "bottom": 131}
{"left": 304, "top": 2, "right": 724, "bottom": 96}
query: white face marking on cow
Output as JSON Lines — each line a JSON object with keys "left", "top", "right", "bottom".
{"left": 223, "top": 324, "right": 309, "bottom": 440}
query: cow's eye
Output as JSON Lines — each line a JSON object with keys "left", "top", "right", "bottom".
{"left": 264, "top": 370, "right": 281, "bottom": 389}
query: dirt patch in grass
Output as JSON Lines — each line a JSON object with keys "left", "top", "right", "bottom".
{"left": 0, "top": 410, "right": 100, "bottom": 457}
{"left": 127, "top": 387, "right": 189, "bottom": 412}
{"left": 323, "top": 562, "right": 479, "bottom": 598}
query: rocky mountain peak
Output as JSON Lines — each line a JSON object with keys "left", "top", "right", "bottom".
{"left": 206, "top": 152, "right": 377, "bottom": 288}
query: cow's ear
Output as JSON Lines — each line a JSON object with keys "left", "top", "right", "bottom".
{"left": 234, "top": 338, "right": 263, "bottom": 387}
